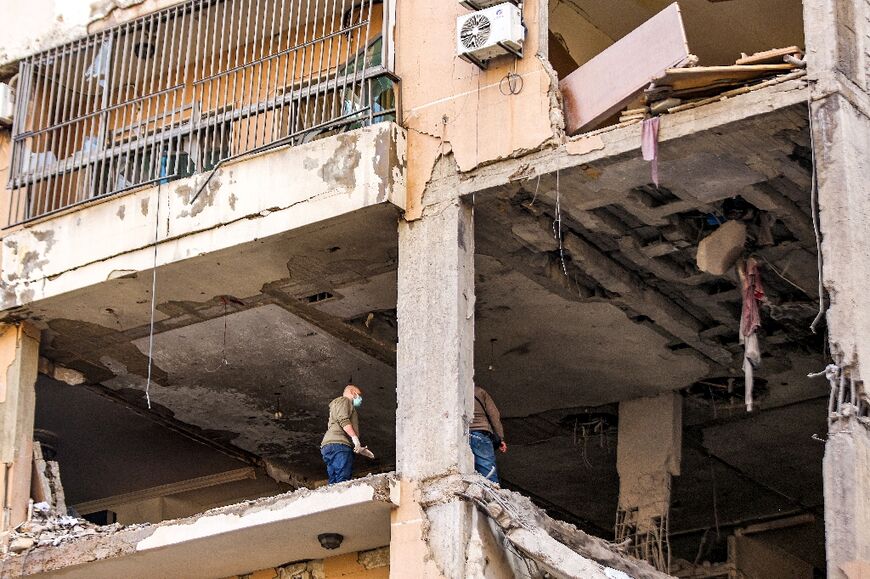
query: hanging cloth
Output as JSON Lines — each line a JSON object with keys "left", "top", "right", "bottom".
{"left": 738, "top": 257, "right": 765, "bottom": 411}
{"left": 641, "top": 117, "right": 661, "bottom": 187}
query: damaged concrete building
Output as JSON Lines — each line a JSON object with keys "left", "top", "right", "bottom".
{"left": 0, "top": 0, "right": 867, "bottom": 577}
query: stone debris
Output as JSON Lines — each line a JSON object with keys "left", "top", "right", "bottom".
{"left": 696, "top": 221, "right": 747, "bottom": 276}
{"left": 4, "top": 502, "right": 129, "bottom": 555}
{"left": 457, "top": 477, "right": 674, "bottom": 579}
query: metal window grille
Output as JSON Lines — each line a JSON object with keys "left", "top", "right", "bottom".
{"left": 7, "top": 0, "right": 397, "bottom": 226}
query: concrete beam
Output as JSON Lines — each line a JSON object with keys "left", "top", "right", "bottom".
{"left": 483, "top": 200, "right": 731, "bottom": 366}
{"left": 562, "top": 230, "right": 732, "bottom": 366}
{"left": 0, "top": 322, "right": 40, "bottom": 540}
{"left": 262, "top": 283, "right": 396, "bottom": 369}
{"left": 73, "top": 467, "right": 257, "bottom": 516}
{"left": 424, "top": 80, "right": 809, "bottom": 208}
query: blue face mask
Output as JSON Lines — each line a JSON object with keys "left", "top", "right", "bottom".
{"left": 353, "top": 395, "right": 363, "bottom": 408}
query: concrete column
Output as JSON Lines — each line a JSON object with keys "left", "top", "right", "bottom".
{"left": 804, "top": 1, "right": 870, "bottom": 576}
{"left": 0, "top": 322, "right": 40, "bottom": 541}
{"left": 824, "top": 418, "right": 870, "bottom": 579}
{"left": 615, "top": 391, "right": 682, "bottom": 571}
{"left": 391, "top": 198, "right": 475, "bottom": 578}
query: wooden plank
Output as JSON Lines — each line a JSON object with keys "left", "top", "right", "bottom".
{"left": 559, "top": 2, "right": 689, "bottom": 136}
{"left": 736, "top": 46, "right": 802, "bottom": 65}
{"left": 652, "top": 64, "right": 796, "bottom": 94}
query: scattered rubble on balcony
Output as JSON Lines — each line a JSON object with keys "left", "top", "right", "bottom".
{"left": 3, "top": 441, "right": 132, "bottom": 557}
{"left": 6, "top": 502, "right": 128, "bottom": 554}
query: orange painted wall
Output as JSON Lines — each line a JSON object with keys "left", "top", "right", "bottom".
{"left": 395, "top": 0, "right": 556, "bottom": 218}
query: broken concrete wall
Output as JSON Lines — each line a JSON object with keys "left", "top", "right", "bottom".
{"left": 0, "top": 123, "right": 405, "bottom": 312}
{"left": 808, "top": 82, "right": 870, "bottom": 375}
{"left": 395, "top": 0, "right": 559, "bottom": 219}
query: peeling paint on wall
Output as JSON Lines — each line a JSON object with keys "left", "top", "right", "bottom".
{"left": 320, "top": 134, "right": 361, "bottom": 191}
{"left": 0, "top": 123, "right": 403, "bottom": 314}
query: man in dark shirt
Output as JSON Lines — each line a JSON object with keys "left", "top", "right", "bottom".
{"left": 470, "top": 385, "right": 507, "bottom": 483}
{"left": 320, "top": 384, "right": 372, "bottom": 484}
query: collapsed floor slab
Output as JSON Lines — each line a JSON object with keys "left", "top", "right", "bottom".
{"left": 0, "top": 474, "right": 395, "bottom": 579}
{"left": 450, "top": 475, "right": 675, "bottom": 579}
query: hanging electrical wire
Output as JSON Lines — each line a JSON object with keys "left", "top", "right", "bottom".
{"left": 553, "top": 170, "right": 568, "bottom": 277}
{"left": 807, "top": 98, "right": 826, "bottom": 333}
{"left": 144, "top": 182, "right": 161, "bottom": 410}
{"left": 205, "top": 297, "right": 230, "bottom": 373}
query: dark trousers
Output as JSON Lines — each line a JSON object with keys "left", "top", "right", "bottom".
{"left": 321, "top": 443, "right": 354, "bottom": 484}
{"left": 469, "top": 430, "right": 499, "bottom": 484}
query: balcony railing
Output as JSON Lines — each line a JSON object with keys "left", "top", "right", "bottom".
{"left": 6, "top": 0, "right": 397, "bottom": 226}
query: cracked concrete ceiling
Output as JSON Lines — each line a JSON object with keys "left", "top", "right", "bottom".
{"left": 26, "top": 103, "right": 827, "bottom": 571}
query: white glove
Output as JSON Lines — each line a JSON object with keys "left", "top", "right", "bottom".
{"left": 351, "top": 436, "right": 362, "bottom": 452}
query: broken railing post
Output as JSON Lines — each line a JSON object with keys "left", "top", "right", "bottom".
{"left": 0, "top": 322, "right": 41, "bottom": 548}
{"left": 392, "top": 197, "right": 476, "bottom": 577}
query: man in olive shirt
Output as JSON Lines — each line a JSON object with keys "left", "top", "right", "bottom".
{"left": 320, "top": 384, "right": 372, "bottom": 484}
{"left": 470, "top": 385, "right": 507, "bottom": 483}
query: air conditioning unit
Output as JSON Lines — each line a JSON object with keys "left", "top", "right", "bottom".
{"left": 0, "top": 83, "right": 14, "bottom": 126}
{"left": 459, "top": 0, "right": 519, "bottom": 10}
{"left": 457, "top": 3, "right": 524, "bottom": 69}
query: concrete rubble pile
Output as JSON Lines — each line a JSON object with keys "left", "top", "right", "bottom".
{"left": 457, "top": 477, "right": 675, "bottom": 579}
{"left": 5, "top": 502, "right": 130, "bottom": 555}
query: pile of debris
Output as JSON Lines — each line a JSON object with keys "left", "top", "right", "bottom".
{"left": 5, "top": 502, "right": 123, "bottom": 555}
{"left": 619, "top": 46, "right": 806, "bottom": 123}
{"left": 456, "top": 476, "right": 673, "bottom": 579}
{"left": 3, "top": 440, "right": 136, "bottom": 557}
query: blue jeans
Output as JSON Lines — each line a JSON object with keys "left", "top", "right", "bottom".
{"left": 321, "top": 444, "right": 353, "bottom": 484}
{"left": 469, "top": 431, "right": 499, "bottom": 484}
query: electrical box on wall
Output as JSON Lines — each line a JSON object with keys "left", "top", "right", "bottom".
{"left": 457, "top": 3, "right": 525, "bottom": 69}
{"left": 459, "top": 0, "right": 520, "bottom": 10}
{"left": 0, "top": 83, "right": 14, "bottom": 126}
